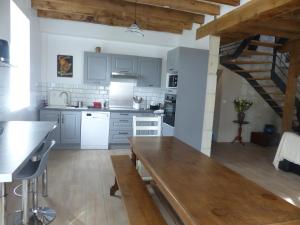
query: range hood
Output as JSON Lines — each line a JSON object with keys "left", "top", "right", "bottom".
{"left": 111, "top": 72, "right": 140, "bottom": 80}
{"left": 0, "top": 39, "right": 11, "bottom": 67}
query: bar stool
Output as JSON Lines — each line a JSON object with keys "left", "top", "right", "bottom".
{"left": 14, "top": 140, "right": 56, "bottom": 225}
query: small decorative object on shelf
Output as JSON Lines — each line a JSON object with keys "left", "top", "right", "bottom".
{"left": 232, "top": 98, "right": 253, "bottom": 145}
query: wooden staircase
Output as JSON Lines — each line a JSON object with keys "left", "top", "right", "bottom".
{"left": 220, "top": 35, "right": 299, "bottom": 128}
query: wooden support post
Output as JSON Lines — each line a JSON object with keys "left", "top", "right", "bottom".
{"left": 282, "top": 46, "right": 300, "bottom": 132}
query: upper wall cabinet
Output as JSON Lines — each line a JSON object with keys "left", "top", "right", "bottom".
{"left": 84, "top": 52, "right": 111, "bottom": 86}
{"left": 111, "top": 55, "right": 138, "bottom": 74}
{"left": 167, "top": 48, "right": 180, "bottom": 72}
{"left": 137, "top": 57, "right": 162, "bottom": 88}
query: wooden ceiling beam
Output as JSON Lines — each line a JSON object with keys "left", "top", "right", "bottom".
{"left": 196, "top": 0, "right": 300, "bottom": 39}
{"left": 233, "top": 24, "right": 300, "bottom": 39}
{"left": 121, "top": 0, "right": 220, "bottom": 16}
{"left": 32, "top": 0, "right": 204, "bottom": 26}
{"left": 37, "top": 10, "right": 184, "bottom": 34}
{"left": 204, "top": 0, "right": 240, "bottom": 6}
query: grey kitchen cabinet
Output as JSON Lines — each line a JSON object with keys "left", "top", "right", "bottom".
{"left": 137, "top": 57, "right": 162, "bottom": 87}
{"left": 40, "top": 110, "right": 61, "bottom": 144}
{"left": 60, "top": 111, "right": 81, "bottom": 144}
{"left": 173, "top": 47, "right": 209, "bottom": 152}
{"left": 84, "top": 52, "right": 111, "bottom": 85}
{"left": 167, "top": 48, "right": 180, "bottom": 72}
{"left": 109, "top": 112, "right": 158, "bottom": 144}
{"left": 111, "top": 54, "right": 138, "bottom": 74}
{"left": 109, "top": 112, "right": 133, "bottom": 144}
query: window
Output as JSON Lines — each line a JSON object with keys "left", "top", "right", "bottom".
{"left": 9, "top": 0, "right": 30, "bottom": 111}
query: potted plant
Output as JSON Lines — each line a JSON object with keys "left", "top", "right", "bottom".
{"left": 233, "top": 98, "right": 253, "bottom": 123}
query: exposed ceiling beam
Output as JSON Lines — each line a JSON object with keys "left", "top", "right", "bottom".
{"left": 37, "top": 10, "right": 185, "bottom": 34}
{"left": 204, "top": 0, "right": 240, "bottom": 6}
{"left": 196, "top": 0, "right": 300, "bottom": 40}
{"left": 32, "top": 0, "right": 205, "bottom": 32}
{"left": 120, "top": 0, "right": 220, "bottom": 16}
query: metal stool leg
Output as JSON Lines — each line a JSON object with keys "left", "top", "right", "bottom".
{"left": 42, "top": 168, "right": 48, "bottom": 197}
{"left": 34, "top": 177, "right": 56, "bottom": 225}
{"left": 32, "top": 178, "right": 38, "bottom": 213}
{"left": 0, "top": 183, "right": 7, "bottom": 225}
{"left": 22, "top": 180, "right": 29, "bottom": 225}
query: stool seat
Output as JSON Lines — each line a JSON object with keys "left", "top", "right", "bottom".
{"left": 15, "top": 161, "right": 40, "bottom": 180}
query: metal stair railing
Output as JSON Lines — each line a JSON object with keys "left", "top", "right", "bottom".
{"left": 220, "top": 35, "right": 283, "bottom": 117}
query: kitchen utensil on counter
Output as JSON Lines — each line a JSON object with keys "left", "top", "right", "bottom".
{"left": 133, "top": 96, "right": 143, "bottom": 103}
{"left": 133, "top": 96, "right": 143, "bottom": 110}
{"left": 93, "top": 102, "right": 102, "bottom": 108}
{"left": 76, "top": 101, "right": 83, "bottom": 108}
{"left": 95, "top": 47, "right": 101, "bottom": 53}
{"left": 104, "top": 101, "right": 109, "bottom": 109}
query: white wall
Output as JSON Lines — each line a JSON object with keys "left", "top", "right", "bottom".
{"left": 213, "top": 66, "right": 281, "bottom": 143}
{"left": 0, "top": 0, "right": 41, "bottom": 121}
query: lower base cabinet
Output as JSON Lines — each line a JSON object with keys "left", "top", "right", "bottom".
{"left": 40, "top": 110, "right": 81, "bottom": 146}
{"left": 61, "top": 111, "right": 81, "bottom": 144}
{"left": 162, "top": 122, "right": 174, "bottom": 136}
{"left": 40, "top": 110, "right": 61, "bottom": 144}
{"left": 109, "top": 112, "right": 161, "bottom": 144}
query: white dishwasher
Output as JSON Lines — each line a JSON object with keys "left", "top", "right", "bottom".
{"left": 81, "top": 111, "right": 110, "bottom": 150}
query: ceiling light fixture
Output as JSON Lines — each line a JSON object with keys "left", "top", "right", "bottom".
{"left": 126, "top": 0, "right": 144, "bottom": 37}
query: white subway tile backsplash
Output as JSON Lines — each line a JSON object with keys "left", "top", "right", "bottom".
{"left": 37, "top": 82, "right": 166, "bottom": 108}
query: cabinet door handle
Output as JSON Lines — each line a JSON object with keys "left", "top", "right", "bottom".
{"left": 119, "top": 70, "right": 129, "bottom": 73}
{"left": 57, "top": 117, "right": 60, "bottom": 124}
{"left": 119, "top": 120, "right": 129, "bottom": 122}
{"left": 61, "top": 115, "right": 64, "bottom": 124}
{"left": 119, "top": 132, "right": 129, "bottom": 135}
{"left": 120, "top": 113, "right": 129, "bottom": 116}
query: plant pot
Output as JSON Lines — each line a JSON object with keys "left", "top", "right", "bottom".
{"left": 237, "top": 112, "right": 245, "bottom": 123}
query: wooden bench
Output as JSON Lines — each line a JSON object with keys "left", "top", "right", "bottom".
{"left": 110, "top": 155, "right": 168, "bottom": 225}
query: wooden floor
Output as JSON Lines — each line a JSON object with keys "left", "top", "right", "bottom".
{"left": 212, "top": 143, "right": 300, "bottom": 208}
{"left": 5, "top": 143, "right": 300, "bottom": 225}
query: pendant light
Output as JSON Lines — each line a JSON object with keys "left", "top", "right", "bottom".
{"left": 126, "top": 0, "right": 144, "bottom": 37}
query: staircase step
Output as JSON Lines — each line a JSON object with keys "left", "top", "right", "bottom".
{"left": 224, "top": 60, "right": 273, "bottom": 65}
{"left": 241, "top": 50, "right": 273, "bottom": 56}
{"left": 253, "top": 85, "right": 276, "bottom": 88}
{"left": 247, "top": 77, "right": 272, "bottom": 81}
{"left": 249, "top": 40, "right": 282, "bottom": 48}
{"left": 234, "top": 69, "right": 271, "bottom": 73}
{"left": 260, "top": 92, "right": 284, "bottom": 96}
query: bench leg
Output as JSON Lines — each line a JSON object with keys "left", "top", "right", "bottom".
{"left": 110, "top": 178, "right": 119, "bottom": 196}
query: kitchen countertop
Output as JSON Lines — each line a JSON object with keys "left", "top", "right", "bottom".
{"left": 40, "top": 106, "right": 164, "bottom": 114}
{"left": 0, "top": 121, "right": 57, "bottom": 182}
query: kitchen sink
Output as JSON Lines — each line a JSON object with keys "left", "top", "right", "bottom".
{"left": 45, "top": 106, "right": 88, "bottom": 110}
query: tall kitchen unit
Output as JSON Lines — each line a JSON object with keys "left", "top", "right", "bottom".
{"left": 171, "top": 47, "right": 209, "bottom": 152}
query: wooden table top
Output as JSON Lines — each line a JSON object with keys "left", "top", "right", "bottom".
{"left": 129, "top": 137, "right": 300, "bottom": 225}
{"left": 0, "top": 121, "right": 56, "bottom": 182}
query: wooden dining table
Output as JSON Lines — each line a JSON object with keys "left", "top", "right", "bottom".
{"left": 129, "top": 136, "right": 300, "bottom": 225}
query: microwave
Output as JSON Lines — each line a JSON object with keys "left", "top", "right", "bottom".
{"left": 167, "top": 72, "right": 178, "bottom": 88}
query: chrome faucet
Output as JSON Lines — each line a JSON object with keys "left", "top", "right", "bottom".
{"left": 59, "top": 91, "right": 71, "bottom": 106}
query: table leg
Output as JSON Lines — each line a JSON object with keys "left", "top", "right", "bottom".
{"left": 131, "top": 147, "right": 137, "bottom": 167}
{"left": 0, "top": 182, "right": 7, "bottom": 225}
{"left": 109, "top": 178, "right": 119, "bottom": 196}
